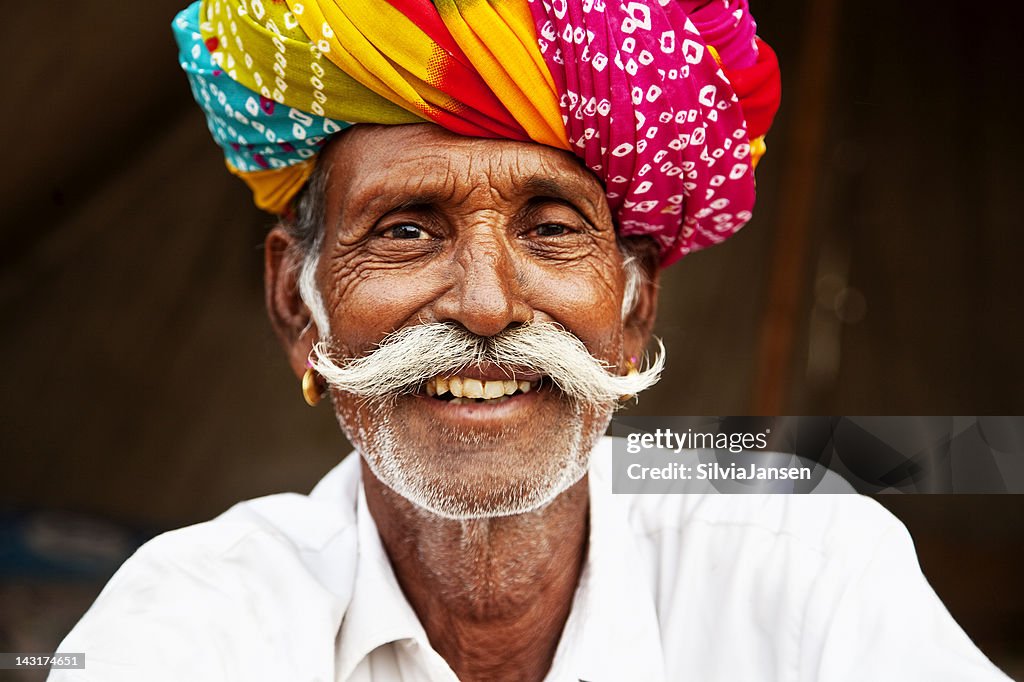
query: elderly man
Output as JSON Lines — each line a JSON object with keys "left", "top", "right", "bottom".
{"left": 53, "top": 0, "right": 1010, "bottom": 680}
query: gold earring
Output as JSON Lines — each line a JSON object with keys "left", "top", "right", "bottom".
{"left": 302, "top": 366, "right": 325, "bottom": 407}
{"left": 620, "top": 356, "right": 640, "bottom": 402}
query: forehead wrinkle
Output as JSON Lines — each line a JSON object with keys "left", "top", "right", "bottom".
{"left": 329, "top": 133, "right": 611, "bottom": 232}
{"left": 341, "top": 156, "right": 464, "bottom": 228}
{"left": 460, "top": 149, "right": 610, "bottom": 221}
{"left": 487, "top": 146, "right": 611, "bottom": 225}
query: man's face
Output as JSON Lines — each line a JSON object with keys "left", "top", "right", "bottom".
{"left": 304, "top": 124, "right": 639, "bottom": 518}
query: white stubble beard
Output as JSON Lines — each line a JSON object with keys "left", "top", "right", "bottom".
{"left": 344, "top": 395, "right": 613, "bottom": 520}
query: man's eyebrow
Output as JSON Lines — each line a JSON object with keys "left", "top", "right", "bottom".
{"left": 337, "top": 176, "right": 604, "bottom": 232}
{"left": 337, "top": 189, "right": 449, "bottom": 235}
{"left": 519, "top": 176, "right": 602, "bottom": 218}
{"left": 520, "top": 176, "right": 581, "bottom": 200}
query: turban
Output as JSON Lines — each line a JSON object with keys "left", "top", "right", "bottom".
{"left": 173, "top": 0, "right": 780, "bottom": 266}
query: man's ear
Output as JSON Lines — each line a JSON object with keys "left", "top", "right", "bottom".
{"left": 265, "top": 225, "right": 318, "bottom": 382}
{"left": 620, "top": 236, "right": 661, "bottom": 367}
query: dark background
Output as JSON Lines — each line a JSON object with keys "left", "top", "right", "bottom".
{"left": 1, "top": 1, "right": 1022, "bottom": 679}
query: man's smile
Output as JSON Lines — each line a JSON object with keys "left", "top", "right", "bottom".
{"left": 412, "top": 375, "right": 552, "bottom": 425}
{"left": 419, "top": 362, "right": 545, "bottom": 404}
{"left": 424, "top": 374, "right": 539, "bottom": 402}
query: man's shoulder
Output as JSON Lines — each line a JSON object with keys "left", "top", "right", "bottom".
{"left": 592, "top": 436, "right": 903, "bottom": 558}
{"left": 589, "top": 439, "right": 1011, "bottom": 680}
{"left": 625, "top": 489, "right": 904, "bottom": 553}
{"left": 51, "top": 457, "right": 361, "bottom": 681}
{"left": 132, "top": 452, "right": 361, "bottom": 589}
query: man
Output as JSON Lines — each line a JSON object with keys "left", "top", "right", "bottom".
{"left": 53, "top": 0, "right": 1010, "bottom": 680}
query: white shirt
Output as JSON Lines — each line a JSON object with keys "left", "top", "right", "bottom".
{"left": 52, "top": 438, "right": 1009, "bottom": 681}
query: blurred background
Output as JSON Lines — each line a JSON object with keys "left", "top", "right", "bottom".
{"left": 1, "top": 0, "right": 1022, "bottom": 680}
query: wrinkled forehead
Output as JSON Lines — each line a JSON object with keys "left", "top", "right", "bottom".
{"left": 318, "top": 123, "right": 612, "bottom": 220}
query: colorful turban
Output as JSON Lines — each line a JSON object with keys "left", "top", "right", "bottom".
{"left": 173, "top": 0, "right": 780, "bottom": 266}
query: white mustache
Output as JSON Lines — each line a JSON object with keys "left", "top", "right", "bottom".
{"left": 309, "top": 321, "right": 664, "bottom": 406}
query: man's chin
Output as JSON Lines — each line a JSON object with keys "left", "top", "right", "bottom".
{"left": 357, "top": 430, "right": 590, "bottom": 519}
{"left": 358, "top": 403, "right": 610, "bottom": 516}
{"left": 341, "top": 389, "right": 613, "bottom": 520}
{"left": 369, "top": 449, "right": 593, "bottom": 520}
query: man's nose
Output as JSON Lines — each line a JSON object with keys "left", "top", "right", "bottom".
{"left": 432, "top": 233, "right": 533, "bottom": 338}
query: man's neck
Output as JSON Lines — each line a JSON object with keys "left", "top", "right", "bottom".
{"left": 362, "top": 461, "right": 589, "bottom": 682}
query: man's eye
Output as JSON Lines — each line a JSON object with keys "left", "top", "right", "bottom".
{"left": 535, "top": 224, "right": 570, "bottom": 237}
{"left": 385, "top": 224, "right": 428, "bottom": 239}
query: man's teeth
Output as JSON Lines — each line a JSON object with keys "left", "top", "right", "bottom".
{"left": 424, "top": 376, "right": 538, "bottom": 400}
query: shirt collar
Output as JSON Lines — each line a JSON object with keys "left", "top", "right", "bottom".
{"left": 335, "top": 476, "right": 453, "bottom": 680}
{"left": 545, "top": 437, "right": 668, "bottom": 682}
